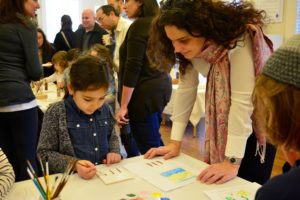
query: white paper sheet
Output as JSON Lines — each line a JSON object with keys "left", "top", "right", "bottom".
{"left": 124, "top": 157, "right": 200, "bottom": 191}
{"left": 96, "top": 166, "right": 134, "bottom": 185}
{"left": 203, "top": 182, "right": 261, "bottom": 200}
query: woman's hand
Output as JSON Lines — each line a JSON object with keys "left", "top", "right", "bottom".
{"left": 116, "top": 106, "right": 129, "bottom": 127}
{"left": 144, "top": 141, "right": 181, "bottom": 159}
{"left": 76, "top": 160, "right": 97, "bottom": 180}
{"left": 197, "top": 161, "right": 240, "bottom": 184}
{"left": 103, "top": 153, "right": 122, "bottom": 166}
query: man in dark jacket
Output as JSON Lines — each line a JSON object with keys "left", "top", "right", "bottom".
{"left": 76, "top": 8, "right": 108, "bottom": 51}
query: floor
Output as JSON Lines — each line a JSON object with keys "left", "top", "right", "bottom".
{"left": 159, "top": 118, "right": 286, "bottom": 178}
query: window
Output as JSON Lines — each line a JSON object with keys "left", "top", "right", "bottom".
{"left": 43, "top": 0, "right": 80, "bottom": 42}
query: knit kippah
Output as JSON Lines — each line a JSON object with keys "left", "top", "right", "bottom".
{"left": 263, "top": 34, "right": 300, "bottom": 88}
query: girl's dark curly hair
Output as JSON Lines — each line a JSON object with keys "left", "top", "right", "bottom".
{"left": 147, "top": 0, "right": 266, "bottom": 74}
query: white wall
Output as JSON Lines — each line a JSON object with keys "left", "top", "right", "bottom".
{"left": 38, "top": 0, "right": 107, "bottom": 43}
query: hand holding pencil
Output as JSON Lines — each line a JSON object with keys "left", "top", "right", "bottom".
{"left": 75, "top": 160, "right": 96, "bottom": 180}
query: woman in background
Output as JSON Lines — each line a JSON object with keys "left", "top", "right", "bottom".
{"left": 116, "top": 0, "right": 172, "bottom": 157}
{"left": 37, "top": 28, "right": 56, "bottom": 77}
{"left": 54, "top": 15, "right": 77, "bottom": 51}
{"left": 254, "top": 34, "right": 300, "bottom": 200}
{"left": 0, "top": 0, "right": 42, "bottom": 181}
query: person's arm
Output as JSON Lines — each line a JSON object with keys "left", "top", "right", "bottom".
{"left": 44, "top": 73, "right": 56, "bottom": 84}
{"left": 225, "top": 33, "right": 255, "bottom": 159}
{"left": 0, "top": 148, "right": 15, "bottom": 199}
{"left": 18, "top": 22, "right": 42, "bottom": 81}
{"left": 37, "top": 103, "right": 76, "bottom": 174}
{"left": 105, "top": 109, "right": 122, "bottom": 165}
{"left": 116, "top": 21, "right": 145, "bottom": 124}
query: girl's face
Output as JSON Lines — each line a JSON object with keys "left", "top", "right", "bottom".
{"left": 54, "top": 63, "right": 64, "bottom": 73}
{"left": 37, "top": 32, "right": 43, "bottom": 48}
{"left": 67, "top": 86, "right": 108, "bottom": 115}
{"left": 164, "top": 25, "right": 206, "bottom": 60}
{"left": 24, "top": 0, "right": 40, "bottom": 18}
{"left": 123, "top": 0, "right": 142, "bottom": 19}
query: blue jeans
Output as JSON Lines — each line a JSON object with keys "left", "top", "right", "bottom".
{"left": 130, "top": 112, "right": 164, "bottom": 155}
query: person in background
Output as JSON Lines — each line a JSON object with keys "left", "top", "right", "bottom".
{"left": 75, "top": 8, "right": 108, "bottom": 52}
{"left": 253, "top": 35, "right": 300, "bottom": 200}
{"left": 107, "top": 0, "right": 127, "bottom": 18}
{"left": 43, "top": 50, "right": 68, "bottom": 89}
{"left": 144, "top": 0, "right": 276, "bottom": 185}
{"left": 116, "top": 0, "right": 172, "bottom": 157}
{"left": 96, "top": 4, "right": 132, "bottom": 72}
{"left": 89, "top": 44, "right": 116, "bottom": 112}
{"left": 0, "top": 0, "right": 42, "bottom": 181}
{"left": 37, "top": 28, "right": 56, "bottom": 77}
{"left": 0, "top": 148, "right": 15, "bottom": 198}
{"left": 54, "top": 15, "right": 77, "bottom": 51}
{"left": 37, "top": 55, "right": 121, "bottom": 180}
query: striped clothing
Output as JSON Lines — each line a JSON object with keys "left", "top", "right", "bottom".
{"left": 0, "top": 148, "right": 15, "bottom": 199}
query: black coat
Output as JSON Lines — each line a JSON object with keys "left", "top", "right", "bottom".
{"left": 75, "top": 23, "right": 107, "bottom": 51}
{"left": 53, "top": 29, "right": 77, "bottom": 51}
{"left": 118, "top": 17, "right": 172, "bottom": 120}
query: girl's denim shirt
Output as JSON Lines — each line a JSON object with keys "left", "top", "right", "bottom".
{"left": 65, "top": 96, "right": 114, "bottom": 165}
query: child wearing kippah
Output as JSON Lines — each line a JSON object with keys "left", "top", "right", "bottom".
{"left": 254, "top": 34, "right": 300, "bottom": 200}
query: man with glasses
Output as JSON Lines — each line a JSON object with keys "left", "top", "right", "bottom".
{"left": 96, "top": 5, "right": 131, "bottom": 71}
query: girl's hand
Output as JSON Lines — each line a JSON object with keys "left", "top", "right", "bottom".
{"left": 103, "top": 153, "right": 122, "bottom": 166}
{"left": 76, "top": 160, "right": 97, "bottom": 180}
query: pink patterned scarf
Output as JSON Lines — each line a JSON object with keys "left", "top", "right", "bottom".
{"left": 197, "top": 24, "right": 273, "bottom": 164}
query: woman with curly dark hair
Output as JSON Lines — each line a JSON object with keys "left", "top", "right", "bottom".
{"left": 37, "top": 28, "right": 56, "bottom": 77}
{"left": 145, "top": 0, "right": 276, "bottom": 185}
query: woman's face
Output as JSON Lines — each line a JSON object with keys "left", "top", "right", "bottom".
{"left": 68, "top": 86, "right": 108, "bottom": 115}
{"left": 164, "top": 25, "right": 206, "bottom": 60}
{"left": 123, "top": 0, "right": 142, "bottom": 19}
{"left": 37, "top": 32, "right": 43, "bottom": 48}
{"left": 24, "top": 0, "right": 40, "bottom": 18}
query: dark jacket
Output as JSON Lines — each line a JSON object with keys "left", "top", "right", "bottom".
{"left": 119, "top": 17, "right": 172, "bottom": 120}
{"left": 255, "top": 167, "right": 300, "bottom": 200}
{"left": 75, "top": 23, "right": 107, "bottom": 51}
{"left": 37, "top": 99, "right": 120, "bottom": 174}
{"left": 0, "top": 15, "right": 42, "bottom": 106}
{"left": 41, "top": 45, "right": 56, "bottom": 77}
{"left": 53, "top": 29, "right": 77, "bottom": 51}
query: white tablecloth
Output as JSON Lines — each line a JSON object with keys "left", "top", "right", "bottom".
{"left": 34, "top": 83, "right": 63, "bottom": 112}
{"left": 5, "top": 153, "right": 259, "bottom": 200}
{"left": 163, "top": 83, "right": 206, "bottom": 127}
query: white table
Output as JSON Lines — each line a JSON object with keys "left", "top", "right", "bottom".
{"left": 163, "top": 84, "right": 206, "bottom": 137}
{"left": 34, "top": 83, "right": 63, "bottom": 112}
{"left": 5, "top": 153, "right": 257, "bottom": 200}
